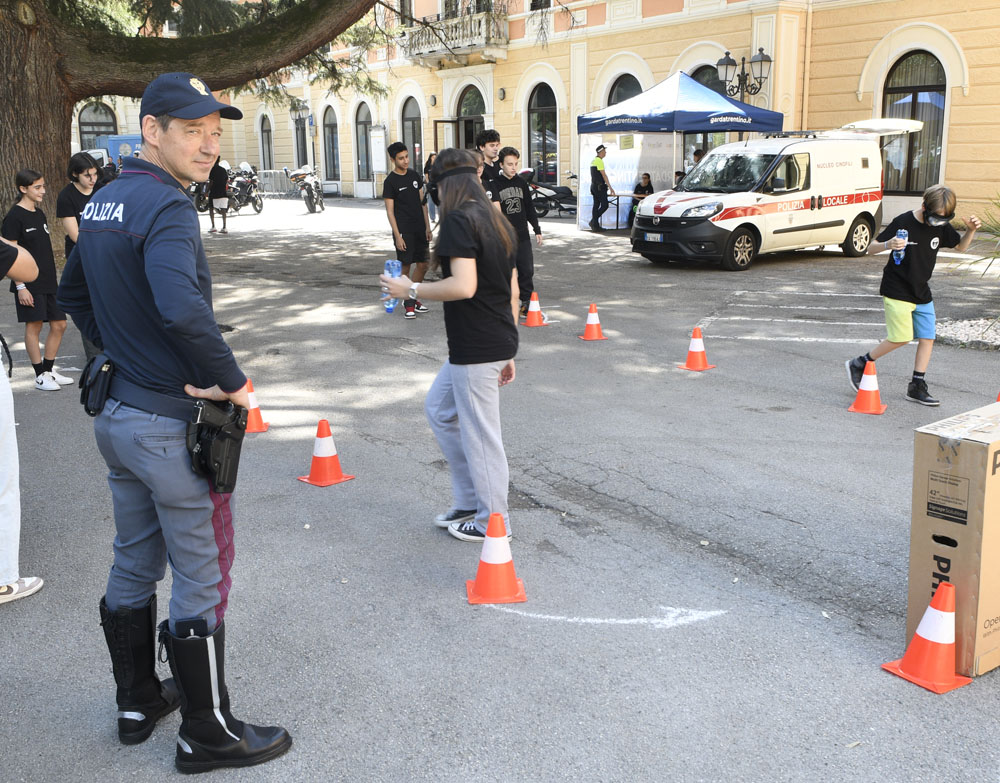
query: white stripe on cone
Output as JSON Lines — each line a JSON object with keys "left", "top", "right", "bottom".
{"left": 247, "top": 391, "right": 259, "bottom": 408}
{"left": 528, "top": 300, "right": 540, "bottom": 311}
{"left": 480, "top": 533, "right": 513, "bottom": 564}
{"left": 586, "top": 312, "right": 600, "bottom": 324}
{"left": 914, "top": 605, "right": 955, "bottom": 645}
{"left": 689, "top": 338, "right": 705, "bottom": 352}
{"left": 313, "top": 436, "right": 338, "bottom": 458}
{"left": 859, "top": 373, "right": 880, "bottom": 392}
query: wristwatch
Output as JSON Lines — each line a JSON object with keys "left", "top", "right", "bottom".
{"left": 408, "top": 282, "right": 420, "bottom": 300}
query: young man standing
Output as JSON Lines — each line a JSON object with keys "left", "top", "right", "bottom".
{"left": 589, "top": 144, "right": 615, "bottom": 231}
{"left": 845, "top": 185, "right": 981, "bottom": 406}
{"left": 207, "top": 157, "right": 229, "bottom": 234}
{"left": 382, "top": 142, "right": 432, "bottom": 319}
{"left": 476, "top": 129, "right": 503, "bottom": 207}
{"left": 57, "top": 152, "right": 101, "bottom": 360}
{"left": 496, "top": 147, "right": 543, "bottom": 319}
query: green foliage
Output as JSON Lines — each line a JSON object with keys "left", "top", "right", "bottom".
{"left": 45, "top": 0, "right": 388, "bottom": 105}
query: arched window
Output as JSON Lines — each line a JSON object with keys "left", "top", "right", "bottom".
{"left": 79, "top": 102, "right": 117, "bottom": 151}
{"left": 881, "top": 50, "right": 946, "bottom": 194}
{"left": 527, "top": 83, "right": 557, "bottom": 185}
{"left": 356, "top": 103, "right": 373, "bottom": 182}
{"left": 260, "top": 115, "right": 274, "bottom": 170}
{"left": 684, "top": 65, "right": 728, "bottom": 171}
{"left": 607, "top": 74, "right": 642, "bottom": 107}
{"left": 323, "top": 107, "right": 340, "bottom": 181}
{"left": 401, "top": 97, "right": 423, "bottom": 173}
{"left": 457, "top": 85, "right": 485, "bottom": 149}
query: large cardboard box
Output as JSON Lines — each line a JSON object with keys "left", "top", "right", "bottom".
{"left": 908, "top": 402, "right": 1000, "bottom": 677}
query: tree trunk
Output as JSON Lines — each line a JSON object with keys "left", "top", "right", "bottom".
{"left": 0, "top": 0, "right": 375, "bottom": 256}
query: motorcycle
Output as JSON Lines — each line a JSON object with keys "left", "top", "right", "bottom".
{"left": 284, "top": 164, "right": 325, "bottom": 213}
{"left": 190, "top": 180, "right": 210, "bottom": 213}
{"left": 522, "top": 169, "right": 577, "bottom": 218}
{"left": 228, "top": 162, "right": 263, "bottom": 214}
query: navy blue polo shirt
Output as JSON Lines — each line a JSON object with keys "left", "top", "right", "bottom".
{"left": 58, "top": 157, "right": 245, "bottom": 399}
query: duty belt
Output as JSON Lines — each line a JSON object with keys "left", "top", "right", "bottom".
{"left": 108, "top": 376, "right": 199, "bottom": 421}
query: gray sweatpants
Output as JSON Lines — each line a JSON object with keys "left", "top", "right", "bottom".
{"left": 425, "top": 359, "right": 511, "bottom": 535}
{"left": 94, "top": 399, "right": 235, "bottom": 632}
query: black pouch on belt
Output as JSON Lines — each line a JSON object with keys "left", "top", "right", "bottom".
{"left": 185, "top": 400, "right": 248, "bottom": 493}
{"left": 79, "top": 353, "right": 115, "bottom": 416}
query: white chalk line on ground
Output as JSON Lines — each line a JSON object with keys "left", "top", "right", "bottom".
{"left": 732, "top": 290, "right": 883, "bottom": 298}
{"left": 489, "top": 605, "right": 727, "bottom": 629}
{"left": 731, "top": 303, "right": 884, "bottom": 312}
{"left": 707, "top": 336, "right": 881, "bottom": 343}
{"left": 711, "top": 316, "right": 880, "bottom": 327}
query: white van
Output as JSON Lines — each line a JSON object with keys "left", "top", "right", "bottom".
{"left": 630, "top": 121, "right": 921, "bottom": 270}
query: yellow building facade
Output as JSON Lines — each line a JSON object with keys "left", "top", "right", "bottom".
{"left": 73, "top": 0, "right": 998, "bottom": 217}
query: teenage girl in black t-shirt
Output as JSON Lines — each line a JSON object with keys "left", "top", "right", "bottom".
{"left": 379, "top": 148, "right": 520, "bottom": 542}
{"left": 1, "top": 170, "right": 72, "bottom": 391}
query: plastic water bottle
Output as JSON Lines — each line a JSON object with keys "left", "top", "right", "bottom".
{"left": 892, "top": 229, "right": 907, "bottom": 265}
{"left": 383, "top": 259, "right": 402, "bottom": 313}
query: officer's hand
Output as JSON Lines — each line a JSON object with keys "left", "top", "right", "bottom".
{"left": 184, "top": 381, "right": 250, "bottom": 410}
{"left": 17, "top": 288, "right": 33, "bottom": 307}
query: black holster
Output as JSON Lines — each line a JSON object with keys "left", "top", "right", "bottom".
{"left": 185, "top": 401, "right": 248, "bottom": 494}
{"left": 79, "top": 353, "right": 115, "bottom": 416}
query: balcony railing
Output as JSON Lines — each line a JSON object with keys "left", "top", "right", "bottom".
{"left": 404, "top": 2, "right": 508, "bottom": 62}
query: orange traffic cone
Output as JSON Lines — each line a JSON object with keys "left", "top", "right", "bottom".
{"left": 882, "top": 582, "right": 972, "bottom": 694}
{"left": 244, "top": 379, "right": 269, "bottom": 433}
{"left": 466, "top": 513, "right": 526, "bottom": 605}
{"left": 297, "top": 419, "right": 355, "bottom": 486}
{"left": 523, "top": 292, "right": 547, "bottom": 327}
{"left": 677, "top": 327, "right": 715, "bottom": 371}
{"left": 996, "top": 390, "right": 999, "bottom": 402}
{"left": 578, "top": 303, "right": 608, "bottom": 341}
{"left": 848, "top": 361, "right": 887, "bottom": 415}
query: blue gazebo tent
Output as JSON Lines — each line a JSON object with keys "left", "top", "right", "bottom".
{"left": 576, "top": 71, "right": 784, "bottom": 135}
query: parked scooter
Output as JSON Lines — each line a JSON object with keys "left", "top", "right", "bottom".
{"left": 190, "top": 180, "right": 210, "bottom": 213}
{"left": 284, "top": 164, "right": 325, "bottom": 213}
{"left": 228, "top": 162, "right": 264, "bottom": 214}
{"left": 521, "top": 168, "right": 577, "bottom": 218}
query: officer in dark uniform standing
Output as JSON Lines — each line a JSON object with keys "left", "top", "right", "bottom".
{"left": 58, "top": 72, "right": 291, "bottom": 773}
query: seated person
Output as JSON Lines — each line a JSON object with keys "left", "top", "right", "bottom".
{"left": 628, "top": 173, "right": 655, "bottom": 228}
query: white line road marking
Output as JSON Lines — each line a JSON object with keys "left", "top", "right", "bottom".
{"left": 488, "top": 605, "right": 727, "bottom": 629}
{"left": 711, "top": 316, "right": 880, "bottom": 327}
{"left": 732, "top": 290, "right": 882, "bottom": 298}
{"left": 709, "top": 335, "right": 893, "bottom": 344}
{"left": 731, "top": 303, "right": 884, "bottom": 312}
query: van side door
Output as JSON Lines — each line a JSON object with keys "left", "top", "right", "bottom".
{"left": 761, "top": 152, "right": 814, "bottom": 251}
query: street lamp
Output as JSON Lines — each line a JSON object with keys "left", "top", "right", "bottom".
{"left": 715, "top": 47, "right": 773, "bottom": 103}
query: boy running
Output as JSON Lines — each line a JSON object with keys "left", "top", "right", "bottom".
{"left": 845, "top": 184, "right": 980, "bottom": 406}
{"left": 496, "top": 146, "right": 543, "bottom": 319}
{"left": 383, "top": 141, "right": 432, "bottom": 319}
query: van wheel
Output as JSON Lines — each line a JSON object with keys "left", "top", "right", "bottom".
{"left": 721, "top": 227, "right": 757, "bottom": 271}
{"left": 841, "top": 216, "right": 873, "bottom": 257}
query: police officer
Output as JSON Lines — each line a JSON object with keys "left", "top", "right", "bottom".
{"left": 57, "top": 73, "right": 291, "bottom": 773}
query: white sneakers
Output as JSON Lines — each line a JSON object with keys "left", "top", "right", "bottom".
{"left": 0, "top": 576, "right": 44, "bottom": 604}
{"left": 34, "top": 370, "right": 73, "bottom": 391}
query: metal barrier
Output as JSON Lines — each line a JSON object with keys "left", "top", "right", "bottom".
{"left": 257, "top": 170, "right": 342, "bottom": 198}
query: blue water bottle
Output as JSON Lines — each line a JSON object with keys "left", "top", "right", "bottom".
{"left": 892, "top": 229, "right": 907, "bottom": 265}
{"left": 383, "top": 259, "right": 402, "bottom": 313}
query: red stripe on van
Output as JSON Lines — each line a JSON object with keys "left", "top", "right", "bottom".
{"left": 711, "top": 189, "right": 882, "bottom": 223}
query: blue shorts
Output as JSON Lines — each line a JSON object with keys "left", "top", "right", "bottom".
{"left": 883, "top": 297, "right": 936, "bottom": 342}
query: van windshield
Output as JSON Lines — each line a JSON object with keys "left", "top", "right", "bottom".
{"left": 677, "top": 153, "right": 777, "bottom": 193}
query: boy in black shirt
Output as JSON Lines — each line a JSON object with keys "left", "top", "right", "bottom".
{"left": 382, "top": 142, "right": 432, "bottom": 318}
{"left": 496, "top": 146, "right": 543, "bottom": 318}
{"left": 56, "top": 152, "right": 99, "bottom": 259}
{"left": 845, "top": 185, "right": 980, "bottom": 405}
{"left": 207, "top": 157, "right": 229, "bottom": 234}
{"left": 476, "top": 129, "right": 503, "bottom": 208}
{"left": 2, "top": 169, "right": 72, "bottom": 391}
{"left": 628, "top": 172, "right": 654, "bottom": 228}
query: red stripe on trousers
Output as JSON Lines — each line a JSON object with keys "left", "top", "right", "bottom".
{"left": 209, "top": 485, "right": 235, "bottom": 627}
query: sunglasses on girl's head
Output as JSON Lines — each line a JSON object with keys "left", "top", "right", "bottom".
{"left": 925, "top": 207, "right": 954, "bottom": 227}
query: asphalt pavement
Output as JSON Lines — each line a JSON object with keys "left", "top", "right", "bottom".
{"left": 2, "top": 198, "right": 999, "bottom": 782}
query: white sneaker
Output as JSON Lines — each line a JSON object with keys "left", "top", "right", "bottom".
{"left": 0, "top": 576, "right": 44, "bottom": 604}
{"left": 34, "top": 372, "right": 60, "bottom": 391}
{"left": 48, "top": 368, "right": 73, "bottom": 385}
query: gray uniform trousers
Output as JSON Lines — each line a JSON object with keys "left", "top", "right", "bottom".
{"left": 425, "top": 359, "right": 511, "bottom": 535}
{"left": 94, "top": 399, "right": 235, "bottom": 632}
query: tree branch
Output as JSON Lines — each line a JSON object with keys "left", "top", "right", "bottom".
{"left": 51, "top": 0, "right": 378, "bottom": 101}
